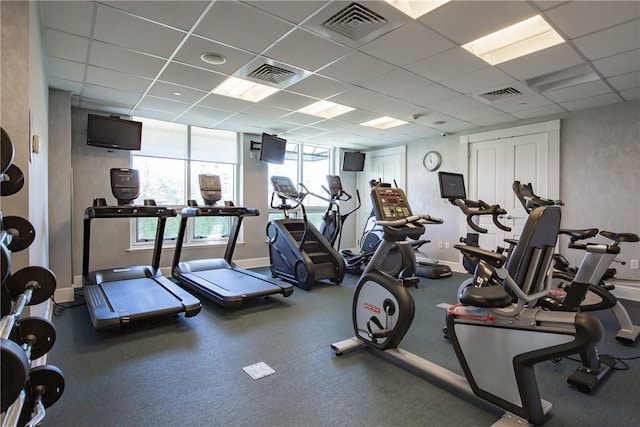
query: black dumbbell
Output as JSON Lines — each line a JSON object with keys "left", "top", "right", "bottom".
{"left": 2, "top": 215, "right": 36, "bottom": 252}
{"left": 1, "top": 232, "right": 11, "bottom": 285}
{"left": 1, "top": 126, "right": 14, "bottom": 175}
{"left": 8, "top": 266, "right": 57, "bottom": 306}
{"left": 22, "top": 365, "right": 65, "bottom": 425}
{"left": 1, "top": 337, "right": 30, "bottom": 412}
{"left": 1, "top": 164, "right": 25, "bottom": 196}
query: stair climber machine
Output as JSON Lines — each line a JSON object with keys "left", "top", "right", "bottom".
{"left": 331, "top": 182, "right": 605, "bottom": 426}
{"left": 82, "top": 168, "right": 201, "bottom": 330}
{"left": 513, "top": 181, "right": 640, "bottom": 347}
{"left": 267, "top": 176, "right": 345, "bottom": 290}
{"left": 172, "top": 174, "right": 293, "bottom": 308}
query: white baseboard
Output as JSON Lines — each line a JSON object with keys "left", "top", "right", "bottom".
{"left": 53, "top": 286, "right": 76, "bottom": 304}
{"left": 609, "top": 280, "right": 640, "bottom": 302}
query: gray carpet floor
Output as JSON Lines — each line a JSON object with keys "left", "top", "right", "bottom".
{"left": 44, "top": 270, "right": 639, "bottom": 426}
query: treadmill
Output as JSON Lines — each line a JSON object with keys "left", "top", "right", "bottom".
{"left": 82, "top": 168, "right": 202, "bottom": 330}
{"left": 171, "top": 174, "right": 294, "bottom": 308}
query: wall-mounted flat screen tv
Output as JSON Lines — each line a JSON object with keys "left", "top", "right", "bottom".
{"left": 342, "top": 151, "right": 365, "bottom": 172}
{"left": 87, "top": 114, "right": 143, "bottom": 150}
{"left": 259, "top": 133, "right": 286, "bottom": 164}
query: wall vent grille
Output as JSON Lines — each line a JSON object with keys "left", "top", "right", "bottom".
{"left": 322, "top": 2, "right": 389, "bottom": 40}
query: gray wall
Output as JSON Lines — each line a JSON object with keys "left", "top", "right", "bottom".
{"left": 404, "top": 100, "right": 640, "bottom": 281}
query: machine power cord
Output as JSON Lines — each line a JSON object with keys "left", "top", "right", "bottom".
{"left": 50, "top": 289, "right": 86, "bottom": 316}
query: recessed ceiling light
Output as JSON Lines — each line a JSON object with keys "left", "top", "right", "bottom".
{"left": 172, "top": 91, "right": 182, "bottom": 96}
{"left": 298, "top": 100, "right": 355, "bottom": 119}
{"left": 360, "top": 116, "right": 408, "bottom": 129}
{"left": 211, "top": 76, "right": 279, "bottom": 102}
{"left": 200, "top": 52, "right": 227, "bottom": 65}
{"left": 433, "top": 120, "right": 446, "bottom": 125}
{"left": 384, "top": 0, "right": 451, "bottom": 19}
{"left": 462, "top": 15, "right": 564, "bottom": 65}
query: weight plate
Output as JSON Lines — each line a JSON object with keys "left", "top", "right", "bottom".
{"left": 1, "top": 164, "right": 25, "bottom": 196}
{"left": 1, "top": 127, "right": 14, "bottom": 175}
{"left": 28, "top": 364, "right": 65, "bottom": 409}
{"left": 17, "top": 317, "right": 56, "bottom": 360}
{"left": 3, "top": 216, "right": 36, "bottom": 252}
{"left": 1, "top": 242, "right": 10, "bottom": 284}
{"left": 1, "top": 337, "right": 30, "bottom": 413}
{"left": 10, "top": 266, "right": 57, "bottom": 305}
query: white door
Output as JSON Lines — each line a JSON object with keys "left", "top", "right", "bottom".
{"left": 465, "top": 121, "right": 559, "bottom": 253}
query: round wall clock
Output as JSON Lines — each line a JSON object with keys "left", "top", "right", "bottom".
{"left": 423, "top": 150, "right": 442, "bottom": 171}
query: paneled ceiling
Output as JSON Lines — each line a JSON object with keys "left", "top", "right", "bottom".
{"left": 41, "top": 1, "right": 640, "bottom": 149}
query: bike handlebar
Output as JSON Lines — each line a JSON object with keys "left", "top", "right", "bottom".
{"left": 454, "top": 198, "right": 512, "bottom": 234}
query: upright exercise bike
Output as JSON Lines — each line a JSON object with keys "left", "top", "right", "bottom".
{"left": 332, "top": 183, "right": 604, "bottom": 425}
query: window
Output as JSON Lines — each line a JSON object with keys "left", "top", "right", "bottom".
{"left": 267, "top": 142, "right": 333, "bottom": 229}
{"left": 131, "top": 118, "right": 238, "bottom": 247}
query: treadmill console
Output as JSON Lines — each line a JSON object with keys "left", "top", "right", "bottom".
{"left": 271, "top": 176, "right": 298, "bottom": 198}
{"left": 371, "top": 185, "right": 413, "bottom": 221}
{"left": 326, "top": 175, "right": 343, "bottom": 198}
{"left": 110, "top": 168, "right": 140, "bottom": 205}
{"left": 199, "top": 174, "right": 222, "bottom": 206}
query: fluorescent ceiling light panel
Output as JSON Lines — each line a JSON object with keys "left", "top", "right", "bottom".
{"left": 298, "top": 100, "right": 355, "bottom": 119}
{"left": 211, "top": 76, "right": 279, "bottom": 102}
{"left": 360, "top": 116, "right": 408, "bottom": 129}
{"left": 462, "top": 15, "right": 565, "bottom": 65}
{"left": 384, "top": 0, "right": 451, "bottom": 19}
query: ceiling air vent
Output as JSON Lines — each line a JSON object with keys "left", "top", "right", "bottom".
{"left": 477, "top": 87, "right": 523, "bottom": 103}
{"left": 248, "top": 64, "right": 296, "bottom": 85}
{"left": 323, "top": 2, "right": 389, "bottom": 41}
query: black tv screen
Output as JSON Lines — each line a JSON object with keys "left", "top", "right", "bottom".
{"left": 259, "top": 133, "right": 286, "bottom": 164}
{"left": 342, "top": 151, "right": 365, "bottom": 171}
{"left": 438, "top": 171, "right": 466, "bottom": 200}
{"left": 87, "top": 114, "right": 143, "bottom": 150}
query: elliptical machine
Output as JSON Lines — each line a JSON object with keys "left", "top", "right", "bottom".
{"left": 314, "top": 175, "right": 361, "bottom": 251}
{"left": 332, "top": 183, "right": 604, "bottom": 425}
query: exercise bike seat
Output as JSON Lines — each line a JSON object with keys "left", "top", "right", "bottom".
{"left": 559, "top": 228, "right": 598, "bottom": 241}
{"left": 599, "top": 231, "right": 640, "bottom": 243}
{"left": 459, "top": 285, "right": 513, "bottom": 308}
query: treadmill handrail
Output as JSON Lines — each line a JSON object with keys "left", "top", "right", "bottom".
{"left": 85, "top": 205, "right": 177, "bottom": 219}
{"left": 179, "top": 206, "right": 259, "bottom": 218}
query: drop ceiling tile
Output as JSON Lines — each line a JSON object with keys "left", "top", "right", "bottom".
{"left": 147, "top": 81, "right": 208, "bottom": 104}
{"left": 361, "top": 69, "right": 432, "bottom": 98}
{"left": 455, "top": 105, "right": 504, "bottom": 121}
{"left": 285, "top": 75, "right": 351, "bottom": 99}
{"left": 136, "top": 95, "right": 192, "bottom": 114}
{"left": 158, "top": 62, "right": 227, "bottom": 92}
{"left": 308, "top": 119, "right": 352, "bottom": 132}
{"left": 440, "top": 67, "right": 515, "bottom": 95}
{"left": 103, "top": 1, "right": 209, "bottom": 31}
{"left": 86, "top": 66, "right": 153, "bottom": 93}
{"left": 82, "top": 84, "right": 142, "bottom": 108}
{"left": 173, "top": 35, "right": 256, "bottom": 75}
{"left": 558, "top": 93, "right": 623, "bottom": 111}
{"left": 335, "top": 109, "right": 385, "bottom": 125}
{"left": 497, "top": 44, "right": 584, "bottom": 81}
{"left": 195, "top": 1, "right": 294, "bottom": 54}
{"left": 492, "top": 93, "right": 554, "bottom": 113}
{"left": 326, "top": 87, "right": 389, "bottom": 109}
{"left": 172, "top": 115, "right": 221, "bottom": 129}
{"left": 608, "top": 72, "right": 640, "bottom": 91}
{"left": 532, "top": 1, "right": 569, "bottom": 11}
{"left": 544, "top": 80, "right": 613, "bottom": 103}
{"left": 418, "top": 1, "right": 537, "bottom": 44}
{"left": 41, "top": 1, "right": 95, "bottom": 37}
{"left": 359, "top": 21, "right": 455, "bottom": 67}
{"left": 263, "top": 29, "right": 351, "bottom": 72}
{"left": 258, "top": 91, "right": 317, "bottom": 110}
{"left": 129, "top": 107, "right": 179, "bottom": 122}
{"left": 279, "top": 112, "right": 324, "bottom": 126}
{"left": 620, "top": 87, "right": 640, "bottom": 100}
{"left": 470, "top": 113, "right": 519, "bottom": 127}
{"left": 318, "top": 51, "right": 397, "bottom": 85}
{"left": 49, "top": 78, "right": 83, "bottom": 95}
{"left": 510, "top": 104, "right": 566, "bottom": 120}
{"left": 287, "top": 125, "right": 330, "bottom": 138}
{"left": 185, "top": 106, "right": 235, "bottom": 120}
{"left": 544, "top": 1, "right": 640, "bottom": 39}
{"left": 405, "top": 48, "right": 487, "bottom": 83}
{"left": 398, "top": 83, "right": 460, "bottom": 108}
{"left": 89, "top": 41, "right": 167, "bottom": 79}
{"left": 77, "top": 98, "right": 134, "bottom": 117}
{"left": 44, "top": 29, "right": 90, "bottom": 63}
{"left": 241, "top": 104, "right": 293, "bottom": 119}
{"left": 94, "top": 5, "right": 185, "bottom": 58}
{"left": 572, "top": 19, "right": 640, "bottom": 60}
{"left": 592, "top": 49, "right": 640, "bottom": 77}
{"left": 244, "top": 0, "right": 329, "bottom": 24}
{"left": 196, "top": 93, "right": 254, "bottom": 112}
{"left": 365, "top": 98, "right": 422, "bottom": 118}
{"left": 427, "top": 95, "right": 486, "bottom": 114}
{"left": 48, "top": 57, "right": 85, "bottom": 82}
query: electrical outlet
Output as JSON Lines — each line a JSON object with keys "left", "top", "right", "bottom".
{"left": 445, "top": 242, "right": 450, "bottom": 249}
{"left": 438, "top": 241, "right": 443, "bottom": 249}
{"left": 631, "top": 259, "right": 639, "bottom": 270}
